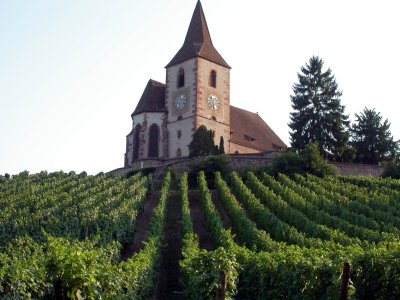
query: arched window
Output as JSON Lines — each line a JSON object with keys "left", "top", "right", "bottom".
{"left": 148, "top": 124, "right": 159, "bottom": 158}
{"left": 210, "top": 70, "right": 217, "bottom": 88}
{"left": 177, "top": 68, "right": 185, "bottom": 88}
{"left": 177, "top": 148, "right": 182, "bottom": 157}
{"left": 133, "top": 124, "right": 141, "bottom": 160}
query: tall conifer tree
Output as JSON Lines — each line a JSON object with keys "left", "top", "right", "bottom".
{"left": 289, "top": 56, "right": 350, "bottom": 159}
{"left": 351, "top": 108, "right": 399, "bottom": 164}
{"left": 219, "top": 136, "right": 225, "bottom": 154}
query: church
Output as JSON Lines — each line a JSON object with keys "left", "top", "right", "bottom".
{"left": 124, "top": 1, "right": 286, "bottom": 169}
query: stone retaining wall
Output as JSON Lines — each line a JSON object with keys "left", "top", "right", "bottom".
{"left": 331, "top": 162, "right": 384, "bottom": 177}
{"left": 109, "top": 154, "right": 384, "bottom": 178}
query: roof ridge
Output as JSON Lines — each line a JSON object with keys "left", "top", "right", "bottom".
{"left": 149, "top": 79, "right": 166, "bottom": 86}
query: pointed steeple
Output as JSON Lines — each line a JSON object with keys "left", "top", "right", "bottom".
{"left": 166, "top": 0, "right": 230, "bottom": 68}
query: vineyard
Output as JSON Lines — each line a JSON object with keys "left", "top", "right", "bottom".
{"left": 1, "top": 170, "right": 400, "bottom": 299}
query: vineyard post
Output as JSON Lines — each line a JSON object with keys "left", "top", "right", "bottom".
{"left": 54, "top": 280, "right": 65, "bottom": 300}
{"left": 339, "top": 262, "right": 351, "bottom": 300}
{"left": 217, "top": 271, "right": 227, "bottom": 300}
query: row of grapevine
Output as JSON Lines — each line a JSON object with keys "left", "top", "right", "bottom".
{"left": 326, "top": 175, "right": 400, "bottom": 216}
{"left": 339, "top": 174, "right": 400, "bottom": 190}
{"left": 0, "top": 172, "right": 144, "bottom": 245}
{"left": 276, "top": 173, "right": 391, "bottom": 237}
{"left": 0, "top": 171, "right": 171, "bottom": 299}
{"left": 255, "top": 172, "right": 399, "bottom": 244}
{"left": 205, "top": 172, "right": 343, "bottom": 298}
{"left": 179, "top": 171, "right": 239, "bottom": 299}
{"left": 294, "top": 174, "right": 400, "bottom": 233}
{"left": 339, "top": 176, "right": 400, "bottom": 211}
{"left": 1, "top": 169, "right": 399, "bottom": 298}
{"left": 306, "top": 174, "right": 400, "bottom": 228}
{"left": 205, "top": 171, "right": 400, "bottom": 298}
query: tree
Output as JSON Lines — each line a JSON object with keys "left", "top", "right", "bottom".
{"left": 219, "top": 136, "right": 225, "bottom": 154}
{"left": 189, "top": 125, "right": 216, "bottom": 157}
{"left": 289, "top": 56, "right": 350, "bottom": 160}
{"left": 351, "top": 108, "right": 399, "bottom": 164}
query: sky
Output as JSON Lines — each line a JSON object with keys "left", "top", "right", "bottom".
{"left": 1, "top": 0, "right": 399, "bottom": 175}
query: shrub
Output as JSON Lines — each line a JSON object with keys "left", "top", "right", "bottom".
{"left": 189, "top": 125, "right": 216, "bottom": 157}
{"left": 269, "top": 143, "right": 337, "bottom": 178}
{"left": 382, "top": 160, "right": 400, "bottom": 179}
{"left": 188, "top": 155, "right": 230, "bottom": 188}
{"left": 269, "top": 151, "right": 305, "bottom": 177}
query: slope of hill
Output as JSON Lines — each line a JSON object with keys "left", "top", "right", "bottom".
{"left": 0, "top": 171, "right": 399, "bottom": 298}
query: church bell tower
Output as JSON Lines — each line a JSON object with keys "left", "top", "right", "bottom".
{"left": 165, "top": 0, "right": 231, "bottom": 158}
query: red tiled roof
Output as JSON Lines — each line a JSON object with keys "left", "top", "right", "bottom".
{"left": 230, "top": 105, "right": 287, "bottom": 152}
{"left": 131, "top": 79, "right": 167, "bottom": 117}
{"left": 165, "top": 1, "right": 230, "bottom": 69}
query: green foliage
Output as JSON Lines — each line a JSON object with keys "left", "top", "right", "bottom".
{"left": 269, "top": 150, "right": 305, "bottom": 177}
{"left": 127, "top": 167, "right": 156, "bottom": 178}
{"left": 2, "top": 170, "right": 400, "bottom": 298}
{"left": 215, "top": 172, "right": 284, "bottom": 252}
{"left": 269, "top": 143, "right": 337, "bottom": 177}
{"left": 0, "top": 171, "right": 172, "bottom": 299}
{"left": 351, "top": 107, "right": 399, "bottom": 164}
{"left": 46, "top": 237, "right": 120, "bottom": 299}
{"left": 382, "top": 160, "right": 400, "bottom": 179}
{"left": 289, "top": 56, "right": 350, "bottom": 160}
{"left": 181, "top": 247, "right": 238, "bottom": 300}
{"left": 219, "top": 136, "right": 225, "bottom": 154}
{"left": 180, "top": 173, "right": 193, "bottom": 235}
{"left": 351, "top": 243, "right": 400, "bottom": 299}
{"left": 189, "top": 125, "right": 216, "bottom": 157}
{"left": 180, "top": 171, "right": 239, "bottom": 299}
{"left": 302, "top": 143, "right": 338, "bottom": 177}
{"left": 0, "top": 237, "right": 50, "bottom": 298}
{"left": 188, "top": 154, "right": 230, "bottom": 188}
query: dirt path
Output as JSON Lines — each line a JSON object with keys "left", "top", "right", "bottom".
{"left": 155, "top": 192, "right": 183, "bottom": 299}
{"left": 120, "top": 192, "right": 160, "bottom": 261}
{"left": 188, "top": 190, "right": 214, "bottom": 251}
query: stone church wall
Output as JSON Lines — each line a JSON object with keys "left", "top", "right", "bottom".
{"left": 125, "top": 112, "right": 167, "bottom": 166}
{"left": 166, "top": 59, "right": 197, "bottom": 158}
{"left": 228, "top": 142, "right": 260, "bottom": 155}
{"left": 196, "top": 58, "right": 230, "bottom": 151}
{"left": 167, "top": 117, "right": 195, "bottom": 158}
{"left": 142, "top": 112, "right": 166, "bottom": 159}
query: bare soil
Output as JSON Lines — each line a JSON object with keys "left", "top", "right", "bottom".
{"left": 188, "top": 190, "right": 214, "bottom": 251}
{"left": 120, "top": 192, "right": 160, "bottom": 261}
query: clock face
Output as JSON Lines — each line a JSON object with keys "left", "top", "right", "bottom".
{"left": 175, "top": 93, "right": 187, "bottom": 110}
{"left": 208, "top": 94, "right": 220, "bottom": 110}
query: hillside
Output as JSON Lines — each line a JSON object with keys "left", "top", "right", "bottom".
{"left": 0, "top": 171, "right": 399, "bottom": 299}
